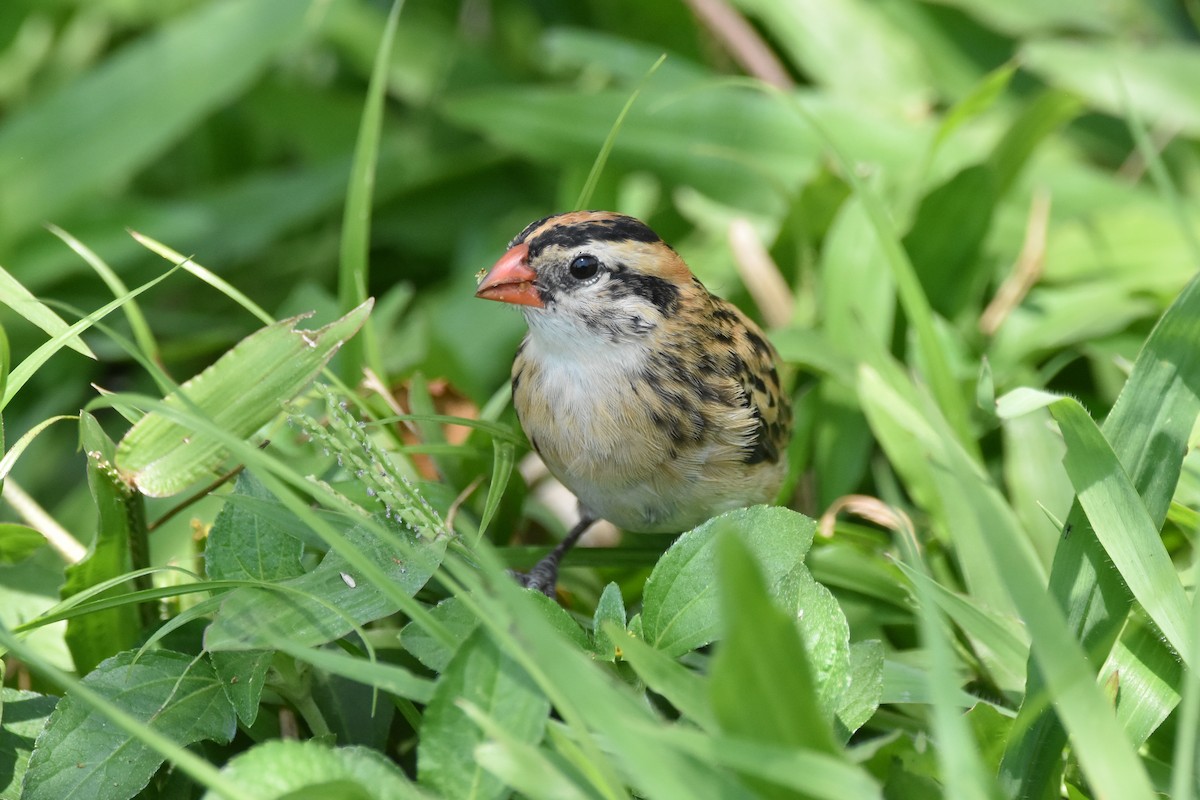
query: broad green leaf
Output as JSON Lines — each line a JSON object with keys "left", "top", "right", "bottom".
{"left": 202, "top": 740, "right": 424, "bottom": 800}
{"left": 0, "top": 0, "right": 310, "bottom": 245}
{"left": 710, "top": 533, "right": 839, "bottom": 800}
{"left": 204, "top": 515, "right": 446, "bottom": 651}
{"left": 641, "top": 506, "right": 815, "bottom": 657}
{"left": 785, "top": 565, "right": 851, "bottom": 720}
{"left": 1023, "top": 39, "right": 1200, "bottom": 136}
{"left": 115, "top": 300, "right": 372, "bottom": 497}
{"left": 836, "top": 641, "right": 884, "bottom": 741}
{"left": 400, "top": 597, "right": 480, "bottom": 673}
{"left": 418, "top": 628, "right": 549, "bottom": 800}
{"left": 210, "top": 650, "right": 274, "bottom": 728}
{"left": 591, "top": 582, "right": 626, "bottom": 661}
{"left": 0, "top": 689, "right": 57, "bottom": 800}
{"left": 23, "top": 650, "right": 236, "bottom": 800}
{"left": 62, "top": 413, "right": 144, "bottom": 674}
{"left": 0, "top": 266, "right": 93, "bottom": 357}
{"left": 205, "top": 471, "right": 305, "bottom": 583}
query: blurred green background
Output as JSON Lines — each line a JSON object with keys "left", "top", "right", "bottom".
{"left": 1, "top": 0, "right": 1198, "bottom": 557}
{"left": 2, "top": 2, "right": 1200, "bottom": 796}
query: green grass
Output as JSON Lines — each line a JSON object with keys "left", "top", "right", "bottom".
{"left": 1, "top": 1, "right": 1200, "bottom": 798}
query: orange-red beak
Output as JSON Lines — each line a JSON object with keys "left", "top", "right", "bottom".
{"left": 475, "top": 242, "right": 544, "bottom": 308}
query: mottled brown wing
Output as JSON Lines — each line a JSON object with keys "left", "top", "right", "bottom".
{"left": 728, "top": 303, "right": 791, "bottom": 466}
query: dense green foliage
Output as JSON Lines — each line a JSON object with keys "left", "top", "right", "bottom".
{"left": 1, "top": 0, "right": 1199, "bottom": 798}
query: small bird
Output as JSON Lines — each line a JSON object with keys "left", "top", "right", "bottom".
{"left": 475, "top": 211, "right": 792, "bottom": 594}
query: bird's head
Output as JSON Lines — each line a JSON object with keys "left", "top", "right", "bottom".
{"left": 476, "top": 211, "right": 693, "bottom": 342}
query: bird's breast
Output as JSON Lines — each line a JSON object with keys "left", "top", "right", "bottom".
{"left": 511, "top": 334, "right": 783, "bottom": 532}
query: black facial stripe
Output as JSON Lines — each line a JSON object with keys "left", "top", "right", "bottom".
{"left": 607, "top": 269, "right": 680, "bottom": 314}
{"left": 527, "top": 216, "right": 661, "bottom": 258}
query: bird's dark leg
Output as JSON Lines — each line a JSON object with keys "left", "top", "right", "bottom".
{"left": 518, "top": 516, "right": 595, "bottom": 597}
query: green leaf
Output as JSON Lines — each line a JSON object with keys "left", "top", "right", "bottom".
{"left": 45, "top": 224, "right": 159, "bottom": 364}
{"left": 903, "top": 164, "right": 998, "bottom": 317}
{"left": 0, "top": 0, "right": 310, "bottom": 245}
{"left": 2, "top": 265, "right": 177, "bottom": 411}
{"left": 205, "top": 472, "right": 305, "bottom": 583}
{"left": 709, "top": 533, "right": 839, "bottom": 800}
{"left": 836, "top": 641, "right": 884, "bottom": 741}
{"left": 1022, "top": 39, "right": 1200, "bottom": 136}
{"left": 986, "top": 89, "right": 1082, "bottom": 197}
{"left": 210, "top": 650, "right": 274, "bottom": 728}
{"left": 0, "top": 689, "right": 57, "bottom": 800}
{"left": 0, "top": 524, "right": 44, "bottom": 565}
{"left": 642, "top": 506, "right": 815, "bottom": 657}
{"left": 441, "top": 85, "right": 926, "bottom": 216}
{"left": 418, "top": 628, "right": 549, "bottom": 800}
{"left": 856, "top": 365, "right": 1039, "bottom": 619}
{"left": 591, "top": 582, "right": 626, "bottom": 661}
{"left": 310, "top": 669, "right": 397, "bottom": 751}
{"left": 204, "top": 515, "right": 446, "bottom": 651}
{"left": 785, "top": 565, "right": 850, "bottom": 721}
{"left": 650, "top": 726, "right": 881, "bottom": 800}
{"left": 928, "top": 60, "right": 1018, "bottom": 159}
{"left": 272, "top": 638, "right": 434, "bottom": 706}
{"left": 62, "top": 412, "right": 144, "bottom": 674}
{"left": 337, "top": 0, "right": 403, "bottom": 383}
{"left": 997, "top": 387, "right": 1192, "bottom": 660}
{"left": 614, "top": 623, "right": 716, "bottom": 730}
{"left": 0, "top": 265, "right": 93, "bottom": 358}
{"left": 732, "top": 0, "right": 931, "bottom": 111}
{"left": 202, "top": 740, "right": 424, "bottom": 800}
{"left": 470, "top": 724, "right": 592, "bottom": 800}
{"left": 893, "top": 561, "right": 1030, "bottom": 692}
{"left": 115, "top": 300, "right": 372, "bottom": 497}
{"left": 1101, "top": 620, "right": 1182, "bottom": 747}
{"left": 477, "top": 440, "right": 514, "bottom": 542}
{"left": 22, "top": 650, "right": 236, "bottom": 800}
{"left": 400, "top": 597, "right": 480, "bottom": 673}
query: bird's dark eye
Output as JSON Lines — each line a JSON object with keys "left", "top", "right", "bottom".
{"left": 568, "top": 254, "right": 600, "bottom": 281}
